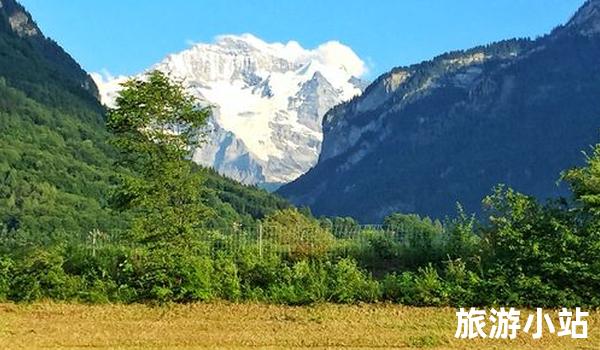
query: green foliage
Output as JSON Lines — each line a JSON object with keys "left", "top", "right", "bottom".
{"left": 201, "top": 167, "right": 290, "bottom": 230}
{"left": 0, "top": 256, "right": 13, "bottom": 301}
{"left": 381, "top": 266, "right": 447, "bottom": 306}
{"left": 442, "top": 259, "right": 481, "bottom": 306}
{"left": 402, "top": 217, "right": 443, "bottom": 266}
{"left": 129, "top": 248, "right": 214, "bottom": 303}
{"left": 267, "top": 260, "right": 328, "bottom": 305}
{"left": 329, "top": 258, "right": 380, "bottom": 303}
{"left": 263, "top": 258, "right": 378, "bottom": 305}
{"left": 478, "top": 185, "right": 600, "bottom": 307}
{"left": 107, "top": 70, "right": 211, "bottom": 246}
{"left": 9, "top": 249, "right": 81, "bottom": 301}
{"left": 443, "top": 205, "right": 479, "bottom": 261}
{"left": 212, "top": 252, "right": 242, "bottom": 301}
{"left": 0, "top": 70, "right": 125, "bottom": 238}
{"left": 319, "top": 216, "right": 360, "bottom": 237}
{"left": 263, "top": 208, "right": 335, "bottom": 260}
{"left": 0, "top": 1, "right": 121, "bottom": 239}
{"left": 563, "top": 144, "right": 600, "bottom": 213}
{"left": 384, "top": 213, "right": 443, "bottom": 239}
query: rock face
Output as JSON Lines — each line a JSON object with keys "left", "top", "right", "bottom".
{"left": 568, "top": 0, "right": 600, "bottom": 35}
{"left": 279, "top": 0, "right": 600, "bottom": 222}
{"left": 0, "top": 0, "right": 99, "bottom": 99}
{"left": 94, "top": 34, "right": 366, "bottom": 185}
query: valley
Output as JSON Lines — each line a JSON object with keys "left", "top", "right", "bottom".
{"left": 1, "top": 1, "right": 600, "bottom": 349}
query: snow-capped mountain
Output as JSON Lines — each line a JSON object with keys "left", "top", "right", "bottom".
{"left": 93, "top": 34, "right": 366, "bottom": 185}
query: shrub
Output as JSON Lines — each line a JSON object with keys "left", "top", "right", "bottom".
{"left": 78, "top": 279, "right": 118, "bottom": 304}
{"left": 237, "top": 250, "right": 283, "bottom": 301}
{"left": 381, "top": 272, "right": 416, "bottom": 304}
{"left": 263, "top": 209, "right": 334, "bottom": 260}
{"left": 267, "top": 260, "right": 328, "bottom": 305}
{"left": 0, "top": 256, "right": 13, "bottom": 301}
{"left": 442, "top": 259, "right": 481, "bottom": 306}
{"left": 10, "top": 249, "right": 81, "bottom": 301}
{"left": 329, "top": 258, "right": 380, "bottom": 303}
{"left": 381, "top": 265, "right": 448, "bottom": 306}
{"left": 130, "top": 249, "right": 213, "bottom": 303}
{"left": 213, "top": 253, "right": 242, "bottom": 301}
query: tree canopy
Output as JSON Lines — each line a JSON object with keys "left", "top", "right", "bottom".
{"left": 107, "top": 70, "right": 212, "bottom": 247}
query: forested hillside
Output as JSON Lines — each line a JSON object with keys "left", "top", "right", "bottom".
{"left": 0, "top": 0, "right": 120, "bottom": 235}
{"left": 0, "top": 0, "right": 290, "bottom": 238}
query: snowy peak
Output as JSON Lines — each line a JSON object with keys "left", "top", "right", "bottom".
{"left": 293, "top": 72, "right": 340, "bottom": 131}
{"left": 153, "top": 33, "right": 366, "bottom": 91}
{"left": 94, "top": 34, "right": 367, "bottom": 185}
{"left": 158, "top": 34, "right": 298, "bottom": 84}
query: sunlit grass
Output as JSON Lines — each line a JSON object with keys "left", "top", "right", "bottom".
{"left": 0, "top": 302, "right": 598, "bottom": 349}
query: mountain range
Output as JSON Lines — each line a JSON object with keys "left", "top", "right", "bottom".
{"left": 94, "top": 35, "right": 366, "bottom": 186}
{"left": 279, "top": 0, "right": 600, "bottom": 222}
{"left": 5, "top": 0, "right": 600, "bottom": 226}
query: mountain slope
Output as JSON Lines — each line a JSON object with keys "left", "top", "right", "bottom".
{"left": 94, "top": 34, "right": 366, "bottom": 185}
{"left": 0, "top": 0, "right": 120, "bottom": 234}
{"left": 0, "top": 0, "right": 290, "bottom": 236}
{"left": 279, "top": 0, "right": 600, "bottom": 222}
{"left": 0, "top": 0, "right": 98, "bottom": 102}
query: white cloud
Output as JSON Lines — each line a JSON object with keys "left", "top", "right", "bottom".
{"left": 211, "top": 33, "right": 367, "bottom": 78}
{"left": 312, "top": 40, "right": 367, "bottom": 77}
{"left": 90, "top": 69, "right": 128, "bottom": 107}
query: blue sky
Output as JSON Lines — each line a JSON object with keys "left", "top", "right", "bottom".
{"left": 20, "top": 0, "right": 584, "bottom": 79}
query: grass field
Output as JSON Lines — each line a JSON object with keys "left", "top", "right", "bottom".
{"left": 0, "top": 303, "right": 598, "bottom": 349}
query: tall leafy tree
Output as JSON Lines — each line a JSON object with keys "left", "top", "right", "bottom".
{"left": 107, "top": 70, "right": 211, "bottom": 247}
{"left": 562, "top": 144, "right": 600, "bottom": 214}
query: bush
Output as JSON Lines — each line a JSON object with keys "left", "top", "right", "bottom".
{"left": 129, "top": 249, "right": 213, "bottom": 303}
{"left": 259, "top": 258, "right": 380, "bottom": 305}
{"left": 78, "top": 279, "right": 118, "bottom": 304}
{"left": 10, "top": 249, "right": 82, "bottom": 301}
{"left": 329, "top": 258, "right": 380, "bottom": 303}
{"left": 212, "top": 253, "right": 242, "bottom": 301}
{"left": 267, "top": 260, "right": 328, "bottom": 305}
{"left": 442, "top": 259, "right": 481, "bottom": 306}
{"left": 0, "top": 257, "right": 13, "bottom": 301}
{"left": 263, "top": 209, "right": 334, "bottom": 260}
{"left": 236, "top": 250, "right": 282, "bottom": 301}
{"left": 381, "top": 265, "right": 448, "bottom": 306}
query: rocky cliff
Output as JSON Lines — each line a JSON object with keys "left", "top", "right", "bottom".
{"left": 279, "top": 0, "right": 600, "bottom": 222}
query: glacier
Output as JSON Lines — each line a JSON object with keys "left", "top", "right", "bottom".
{"left": 92, "top": 34, "right": 366, "bottom": 186}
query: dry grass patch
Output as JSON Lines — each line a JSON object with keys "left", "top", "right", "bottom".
{"left": 0, "top": 302, "right": 598, "bottom": 349}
